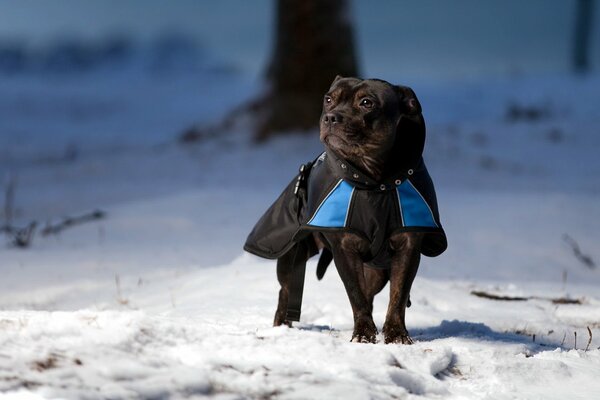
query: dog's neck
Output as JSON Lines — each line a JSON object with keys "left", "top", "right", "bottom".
{"left": 327, "top": 148, "right": 388, "bottom": 182}
{"left": 355, "top": 152, "right": 387, "bottom": 182}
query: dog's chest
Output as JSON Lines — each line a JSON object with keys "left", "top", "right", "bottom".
{"left": 344, "top": 188, "right": 400, "bottom": 241}
{"left": 301, "top": 155, "right": 439, "bottom": 267}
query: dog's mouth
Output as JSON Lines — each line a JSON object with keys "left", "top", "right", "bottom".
{"left": 323, "top": 133, "right": 348, "bottom": 145}
{"left": 321, "top": 130, "right": 361, "bottom": 148}
{"left": 322, "top": 133, "right": 358, "bottom": 154}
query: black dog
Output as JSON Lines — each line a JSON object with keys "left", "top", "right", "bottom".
{"left": 245, "top": 76, "right": 447, "bottom": 344}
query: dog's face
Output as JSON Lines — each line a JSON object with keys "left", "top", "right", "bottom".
{"left": 319, "top": 76, "right": 423, "bottom": 178}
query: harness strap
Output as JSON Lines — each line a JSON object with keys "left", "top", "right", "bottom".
{"left": 279, "top": 161, "right": 316, "bottom": 322}
{"left": 280, "top": 240, "right": 309, "bottom": 322}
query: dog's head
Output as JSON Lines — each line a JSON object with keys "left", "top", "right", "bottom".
{"left": 319, "top": 76, "right": 425, "bottom": 180}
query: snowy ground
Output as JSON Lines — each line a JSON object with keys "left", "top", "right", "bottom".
{"left": 1, "top": 64, "right": 600, "bottom": 399}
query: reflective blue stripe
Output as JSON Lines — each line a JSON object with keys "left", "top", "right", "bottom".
{"left": 307, "top": 180, "right": 354, "bottom": 227}
{"left": 397, "top": 180, "right": 437, "bottom": 227}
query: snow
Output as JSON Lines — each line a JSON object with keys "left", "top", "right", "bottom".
{"left": 1, "top": 38, "right": 600, "bottom": 400}
{"left": 1, "top": 257, "right": 599, "bottom": 398}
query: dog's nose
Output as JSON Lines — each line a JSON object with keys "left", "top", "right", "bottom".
{"left": 323, "top": 113, "right": 343, "bottom": 125}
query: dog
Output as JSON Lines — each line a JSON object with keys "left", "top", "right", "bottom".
{"left": 245, "top": 76, "right": 447, "bottom": 344}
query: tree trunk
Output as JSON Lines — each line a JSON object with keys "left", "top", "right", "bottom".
{"left": 573, "top": 0, "right": 595, "bottom": 74}
{"left": 256, "top": 0, "right": 359, "bottom": 140}
{"left": 178, "top": 0, "right": 359, "bottom": 144}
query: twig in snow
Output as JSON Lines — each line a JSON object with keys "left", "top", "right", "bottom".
{"left": 11, "top": 222, "right": 37, "bottom": 248}
{"left": 551, "top": 297, "right": 583, "bottom": 305}
{"left": 31, "top": 354, "right": 60, "bottom": 372}
{"left": 0, "top": 174, "right": 36, "bottom": 247}
{"left": 1, "top": 174, "right": 105, "bottom": 247}
{"left": 561, "top": 332, "right": 567, "bottom": 347}
{"left": 41, "top": 210, "right": 106, "bottom": 236}
{"left": 115, "top": 274, "right": 129, "bottom": 306}
{"left": 585, "top": 327, "right": 593, "bottom": 352}
{"left": 574, "top": 331, "right": 577, "bottom": 350}
{"left": 470, "top": 291, "right": 528, "bottom": 301}
{"left": 470, "top": 290, "right": 583, "bottom": 304}
{"left": 563, "top": 234, "right": 596, "bottom": 269}
{"left": 1, "top": 221, "right": 37, "bottom": 248}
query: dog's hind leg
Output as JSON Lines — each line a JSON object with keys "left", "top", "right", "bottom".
{"left": 363, "top": 267, "right": 389, "bottom": 314}
{"left": 383, "top": 232, "right": 424, "bottom": 344}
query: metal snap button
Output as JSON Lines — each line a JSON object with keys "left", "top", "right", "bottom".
{"left": 395, "top": 179, "right": 401, "bottom": 185}
{"left": 407, "top": 169, "right": 414, "bottom": 175}
{"left": 341, "top": 163, "right": 347, "bottom": 169}
{"left": 380, "top": 184, "right": 386, "bottom": 191}
{"left": 353, "top": 173, "right": 359, "bottom": 179}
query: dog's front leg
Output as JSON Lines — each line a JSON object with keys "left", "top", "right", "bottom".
{"left": 274, "top": 241, "right": 310, "bottom": 327}
{"left": 326, "top": 233, "right": 378, "bottom": 343}
{"left": 383, "top": 232, "right": 424, "bottom": 344}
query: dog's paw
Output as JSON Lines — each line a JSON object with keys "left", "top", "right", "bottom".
{"left": 384, "top": 333, "right": 414, "bottom": 345}
{"left": 273, "top": 314, "right": 292, "bottom": 328}
{"left": 351, "top": 318, "right": 378, "bottom": 343}
{"left": 383, "top": 323, "right": 413, "bottom": 345}
{"left": 351, "top": 333, "right": 377, "bottom": 344}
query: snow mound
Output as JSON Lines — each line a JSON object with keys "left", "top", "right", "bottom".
{"left": 0, "top": 309, "right": 452, "bottom": 399}
{"left": 1, "top": 307, "right": 599, "bottom": 399}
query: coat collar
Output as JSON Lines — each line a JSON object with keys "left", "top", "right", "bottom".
{"left": 324, "top": 150, "right": 422, "bottom": 191}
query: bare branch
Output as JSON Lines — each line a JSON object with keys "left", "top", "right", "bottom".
{"left": 41, "top": 210, "right": 106, "bottom": 236}
{"left": 12, "top": 222, "right": 37, "bottom": 248}
{"left": 563, "top": 234, "right": 596, "bottom": 269}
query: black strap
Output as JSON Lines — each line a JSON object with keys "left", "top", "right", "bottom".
{"left": 280, "top": 240, "right": 309, "bottom": 322}
{"left": 282, "top": 161, "right": 313, "bottom": 322}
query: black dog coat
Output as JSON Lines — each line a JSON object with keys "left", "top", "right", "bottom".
{"left": 244, "top": 150, "right": 447, "bottom": 268}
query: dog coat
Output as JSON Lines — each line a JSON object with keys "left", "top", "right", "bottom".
{"left": 244, "top": 150, "right": 447, "bottom": 268}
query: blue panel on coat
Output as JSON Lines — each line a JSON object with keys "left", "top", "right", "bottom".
{"left": 397, "top": 180, "right": 438, "bottom": 227}
{"left": 307, "top": 180, "right": 354, "bottom": 227}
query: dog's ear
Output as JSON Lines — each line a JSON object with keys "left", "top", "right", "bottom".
{"left": 394, "top": 85, "right": 422, "bottom": 116}
{"left": 392, "top": 84, "right": 426, "bottom": 169}
{"left": 332, "top": 74, "right": 344, "bottom": 85}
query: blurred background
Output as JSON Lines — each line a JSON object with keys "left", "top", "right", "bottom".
{"left": 2, "top": 0, "right": 598, "bottom": 78}
{"left": 0, "top": 0, "right": 598, "bottom": 155}
{"left": 2, "top": 3, "right": 600, "bottom": 396}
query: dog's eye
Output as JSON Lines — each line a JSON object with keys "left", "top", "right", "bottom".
{"left": 324, "top": 95, "right": 332, "bottom": 104}
{"left": 360, "top": 98, "right": 374, "bottom": 108}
